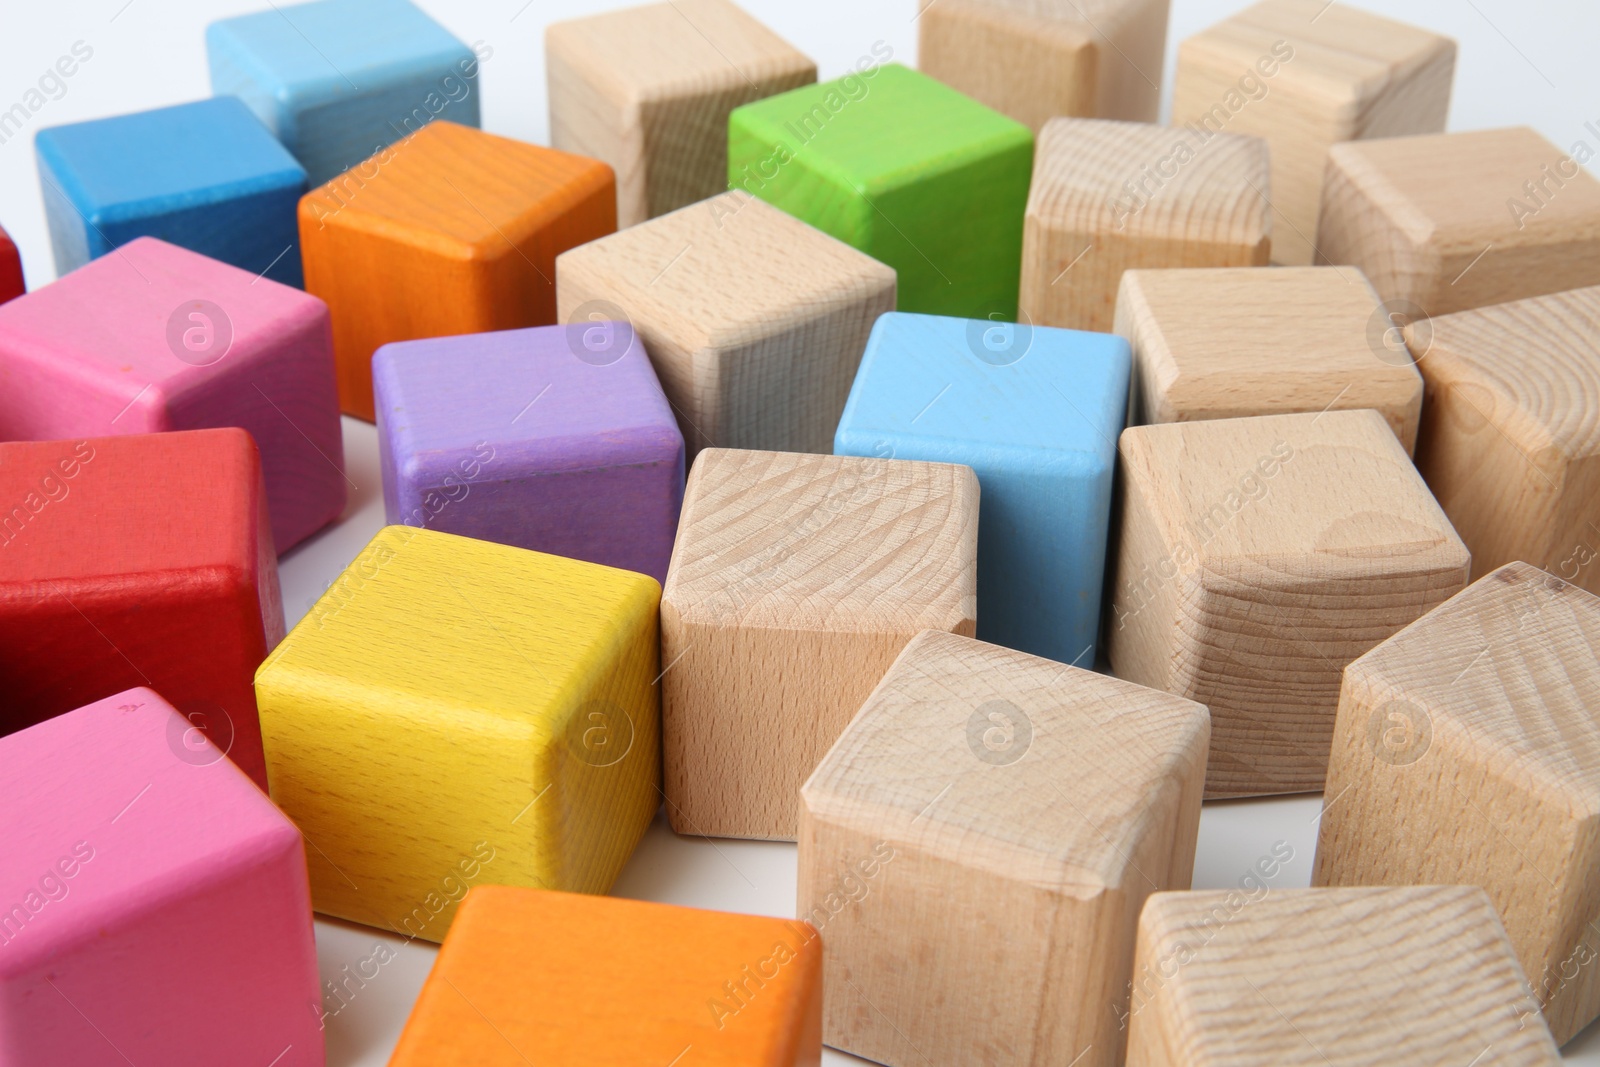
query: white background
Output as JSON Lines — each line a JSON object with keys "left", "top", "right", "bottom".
{"left": 4, "top": 1, "right": 1598, "bottom": 1063}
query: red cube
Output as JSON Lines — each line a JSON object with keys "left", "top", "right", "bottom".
{"left": 0, "top": 224, "right": 21, "bottom": 304}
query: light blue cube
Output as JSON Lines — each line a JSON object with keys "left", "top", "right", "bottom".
{"left": 206, "top": 0, "right": 481, "bottom": 186}
{"left": 835, "top": 311, "right": 1130, "bottom": 666}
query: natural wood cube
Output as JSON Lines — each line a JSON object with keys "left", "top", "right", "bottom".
{"left": 254, "top": 525, "right": 661, "bottom": 941}
{"left": 800, "top": 630, "right": 1209, "bottom": 1067}
{"left": 1317, "top": 127, "right": 1600, "bottom": 316}
{"left": 390, "top": 886, "right": 822, "bottom": 1065}
{"left": 662, "top": 449, "right": 978, "bottom": 840}
{"left": 556, "top": 193, "right": 894, "bottom": 461}
{"left": 1408, "top": 284, "right": 1600, "bottom": 591}
{"left": 918, "top": 0, "right": 1169, "bottom": 131}
{"left": 1114, "top": 266, "right": 1422, "bottom": 451}
{"left": 1108, "top": 409, "right": 1470, "bottom": 797}
{"left": 1127, "top": 886, "right": 1562, "bottom": 1066}
{"left": 1172, "top": 0, "right": 1454, "bottom": 266}
{"left": 547, "top": 0, "right": 816, "bottom": 227}
{"left": 1313, "top": 562, "right": 1600, "bottom": 1045}
{"left": 1021, "top": 117, "right": 1270, "bottom": 333}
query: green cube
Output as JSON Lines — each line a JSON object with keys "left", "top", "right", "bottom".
{"left": 728, "top": 63, "right": 1034, "bottom": 321}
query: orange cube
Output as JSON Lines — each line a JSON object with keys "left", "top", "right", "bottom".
{"left": 299, "top": 120, "right": 615, "bottom": 419}
{"left": 391, "top": 886, "right": 822, "bottom": 1066}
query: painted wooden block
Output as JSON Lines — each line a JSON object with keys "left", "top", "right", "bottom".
{"left": 1172, "top": 0, "right": 1454, "bottom": 266}
{"left": 254, "top": 525, "right": 660, "bottom": 941}
{"left": 300, "top": 120, "right": 615, "bottom": 420}
{"left": 1114, "top": 266, "right": 1422, "bottom": 450}
{"left": 547, "top": 0, "right": 816, "bottom": 228}
{"left": 393, "top": 887, "right": 820, "bottom": 1065}
{"left": 1317, "top": 127, "right": 1600, "bottom": 316}
{"left": 0, "top": 430, "right": 283, "bottom": 790}
{"left": 0, "top": 223, "right": 23, "bottom": 303}
{"left": 1313, "top": 562, "right": 1600, "bottom": 1045}
{"left": 0, "top": 687, "right": 321, "bottom": 1066}
{"left": 1021, "top": 118, "right": 1270, "bottom": 333}
{"left": 0, "top": 235, "right": 345, "bottom": 552}
{"left": 35, "top": 96, "right": 308, "bottom": 287}
{"left": 1408, "top": 285, "right": 1600, "bottom": 592}
{"left": 1127, "top": 886, "right": 1561, "bottom": 1066}
{"left": 728, "top": 63, "right": 1032, "bottom": 320}
{"left": 918, "top": 0, "right": 1169, "bottom": 131}
{"left": 1107, "top": 409, "right": 1470, "bottom": 798}
{"left": 835, "top": 310, "right": 1128, "bottom": 665}
{"left": 662, "top": 449, "right": 978, "bottom": 840}
{"left": 800, "top": 630, "right": 1209, "bottom": 1067}
{"left": 207, "top": 0, "right": 482, "bottom": 186}
{"left": 556, "top": 193, "right": 894, "bottom": 461}
{"left": 373, "top": 324, "right": 685, "bottom": 584}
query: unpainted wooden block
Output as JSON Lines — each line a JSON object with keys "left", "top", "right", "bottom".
{"left": 917, "top": 0, "right": 1170, "bottom": 131}
{"left": 1313, "top": 562, "right": 1600, "bottom": 1045}
{"left": 1107, "top": 409, "right": 1470, "bottom": 798}
{"left": 1021, "top": 117, "right": 1270, "bottom": 333}
{"left": 1114, "top": 266, "right": 1422, "bottom": 450}
{"left": 800, "top": 630, "right": 1209, "bottom": 1067}
{"left": 556, "top": 193, "right": 894, "bottom": 461}
{"left": 1126, "top": 886, "right": 1561, "bottom": 1066}
{"left": 391, "top": 886, "right": 822, "bottom": 1065}
{"left": 254, "top": 525, "right": 661, "bottom": 941}
{"left": 547, "top": 0, "right": 816, "bottom": 228}
{"left": 662, "top": 449, "right": 979, "bottom": 840}
{"left": 1317, "top": 127, "right": 1600, "bottom": 316}
{"left": 1172, "top": 0, "right": 1454, "bottom": 266}
{"left": 1408, "top": 284, "right": 1600, "bottom": 592}
{"left": 0, "top": 224, "right": 21, "bottom": 304}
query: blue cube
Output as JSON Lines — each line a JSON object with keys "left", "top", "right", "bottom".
{"left": 206, "top": 0, "right": 481, "bottom": 186}
{"left": 835, "top": 311, "right": 1130, "bottom": 666}
{"left": 35, "top": 97, "right": 307, "bottom": 286}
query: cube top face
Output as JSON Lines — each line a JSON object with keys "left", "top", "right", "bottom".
{"left": 392, "top": 886, "right": 821, "bottom": 1065}
{"left": 34, "top": 96, "right": 305, "bottom": 224}
{"left": 556, "top": 192, "right": 895, "bottom": 353}
{"left": 1134, "top": 886, "right": 1561, "bottom": 1066}
{"left": 803, "top": 630, "right": 1208, "bottom": 887}
{"left": 663, "top": 449, "right": 978, "bottom": 633}
{"left": 836, "top": 310, "right": 1130, "bottom": 468}
{"left": 303, "top": 121, "right": 614, "bottom": 258}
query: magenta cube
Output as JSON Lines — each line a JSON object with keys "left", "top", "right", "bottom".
{"left": 374, "top": 323, "right": 685, "bottom": 583}
{"left": 0, "top": 236, "right": 345, "bottom": 553}
{"left": 0, "top": 687, "right": 322, "bottom": 1066}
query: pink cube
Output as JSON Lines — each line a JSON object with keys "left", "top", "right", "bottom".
{"left": 0, "top": 687, "right": 322, "bottom": 1065}
{"left": 0, "top": 236, "right": 345, "bottom": 552}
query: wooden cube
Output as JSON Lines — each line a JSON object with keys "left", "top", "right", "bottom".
{"left": 835, "top": 310, "right": 1130, "bottom": 665}
{"left": 800, "top": 630, "right": 1209, "bottom": 1067}
{"left": 1107, "top": 409, "right": 1470, "bottom": 798}
{"left": 1021, "top": 118, "right": 1270, "bottom": 333}
{"left": 0, "top": 430, "right": 283, "bottom": 791}
{"left": 207, "top": 0, "right": 481, "bottom": 185}
{"left": 374, "top": 324, "right": 685, "bottom": 584}
{"left": 1313, "top": 562, "right": 1600, "bottom": 1044}
{"left": 1318, "top": 128, "right": 1600, "bottom": 315}
{"left": 391, "top": 886, "right": 822, "bottom": 1065}
{"left": 728, "top": 63, "right": 1033, "bottom": 319}
{"left": 0, "top": 688, "right": 321, "bottom": 1066}
{"left": 300, "top": 120, "right": 615, "bottom": 420}
{"left": 255, "top": 525, "right": 660, "bottom": 941}
{"left": 1114, "top": 266, "right": 1422, "bottom": 451}
{"left": 0, "top": 236, "right": 345, "bottom": 552}
{"left": 556, "top": 193, "right": 894, "bottom": 461}
{"left": 918, "top": 0, "right": 1169, "bottom": 131}
{"left": 662, "top": 449, "right": 978, "bottom": 840}
{"left": 547, "top": 0, "right": 816, "bottom": 227}
{"left": 1127, "top": 887, "right": 1561, "bottom": 1066}
{"left": 0, "top": 222, "right": 25, "bottom": 303}
{"left": 1172, "top": 0, "right": 1454, "bottom": 266}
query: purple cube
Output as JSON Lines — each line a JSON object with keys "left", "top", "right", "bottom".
{"left": 374, "top": 323, "right": 685, "bottom": 583}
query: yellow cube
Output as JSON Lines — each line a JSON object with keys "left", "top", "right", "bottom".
{"left": 255, "top": 526, "right": 661, "bottom": 942}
